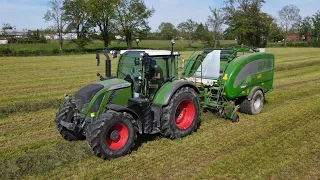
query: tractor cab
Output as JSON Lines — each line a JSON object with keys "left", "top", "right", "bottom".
{"left": 116, "top": 50, "right": 180, "bottom": 99}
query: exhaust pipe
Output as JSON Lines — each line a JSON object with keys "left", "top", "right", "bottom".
{"left": 103, "top": 51, "right": 112, "bottom": 77}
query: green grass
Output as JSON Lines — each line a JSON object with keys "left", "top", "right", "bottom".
{"left": 0, "top": 48, "right": 320, "bottom": 179}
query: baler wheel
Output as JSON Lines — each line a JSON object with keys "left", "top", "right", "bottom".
{"left": 160, "top": 87, "right": 201, "bottom": 139}
{"left": 85, "top": 111, "right": 137, "bottom": 160}
{"left": 232, "top": 114, "right": 240, "bottom": 123}
{"left": 240, "top": 90, "right": 264, "bottom": 115}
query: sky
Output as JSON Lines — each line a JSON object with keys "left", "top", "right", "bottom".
{"left": 0, "top": 0, "right": 319, "bottom": 32}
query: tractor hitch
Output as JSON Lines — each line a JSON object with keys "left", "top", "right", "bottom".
{"left": 59, "top": 120, "right": 76, "bottom": 131}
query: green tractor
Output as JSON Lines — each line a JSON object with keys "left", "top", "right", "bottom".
{"left": 54, "top": 43, "right": 275, "bottom": 160}
{"left": 55, "top": 42, "right": 201, "bottom": 160}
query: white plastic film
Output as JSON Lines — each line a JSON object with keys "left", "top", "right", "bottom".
{"left": 195, "top": 50, "right": 221, "bottom": 79}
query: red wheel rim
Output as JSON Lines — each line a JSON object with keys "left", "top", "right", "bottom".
{"left": 106, "top": 123, "right": 129, "bottom": 151}
{"left": 175, "top": 100, "right": 195, "bottom": 130}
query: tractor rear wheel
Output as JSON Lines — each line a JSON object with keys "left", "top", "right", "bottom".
{"left": 86, "top": 111, "right": 137, "bottom": 160}
{"left": 54, "top": 102, "right": 85, "bottom": 141}
{"left": 240, "top": 90, "right": 264, "bottom": 115}
{"left": 160, "top": 87, "right": 200, "bottom": 139}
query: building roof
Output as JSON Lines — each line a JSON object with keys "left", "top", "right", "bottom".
{"left": 119, "top": 50, "right": 179, "bottom": 56}
{"left": 0, "top": 30, "right": 28, "bottom": 36}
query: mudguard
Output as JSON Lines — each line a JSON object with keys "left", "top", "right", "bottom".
{"left": 152, "top": 80, "right": 199, "bottom": 106}
{"left": 247, "top": 86, "right": 264, "bottom": 101}
{"left": 106, "top": 104, "right": 139, "bottom": 120}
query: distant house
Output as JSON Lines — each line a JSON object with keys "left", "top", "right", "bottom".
{"left": 44, "top": 33, "right": 77, "bottom": 40}
{"left": 305, "top": 32, "right": 312, "bottom": 41}
{"left": 286, "top": 32, "right": 312, "bottom": 41}
{"left": 0, "top": 29, "right": 28, "bottom": 39}
{"left": 286, "top": 33, "right": 299, "bottom": 41}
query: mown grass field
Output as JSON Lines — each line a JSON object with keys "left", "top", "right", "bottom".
{"left": 1, "top": 48, "right": 320, "bottom": 179}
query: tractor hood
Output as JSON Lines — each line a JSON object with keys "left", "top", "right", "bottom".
{"left": 95, "top": 78, "right": 131, "bottom": 90}
{"left": 74, "top": 78, "right": 131, "bottom": 113}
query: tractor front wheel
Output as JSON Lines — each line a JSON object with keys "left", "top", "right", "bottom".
{"left": 160, "top": 87, "right": 201, "bottom": 139}
{"left": 54, "top": 102, "right": 85, "bottom": 141}
{"left": 86, "top": 111, "right": 137, "bottom": 160}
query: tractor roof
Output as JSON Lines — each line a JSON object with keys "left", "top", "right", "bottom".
{"left": 120, "top": 50, "right": 179, "bottom": 56}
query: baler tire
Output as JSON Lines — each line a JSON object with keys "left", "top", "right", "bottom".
{"left": 54, "top": 102, "right": 85, "bottom": 141}
{"left": 232, "top": 114, "right": 240, "bottom": 123}
{"left": 86, "top": 111, "right": 137, "bottom": 160}
{"left": 160, "top": 87, "right": 201, "bottom": 139}
{"left": 240, "top": 90, "right": 264, "bottom": 115}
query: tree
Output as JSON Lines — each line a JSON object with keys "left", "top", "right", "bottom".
{"left": 299, "top": 16, "right": 313, "bottom": 41}
{"left": 312, "top": 11, "right": 320, "bottom": 42}
{"left": 269, "top": 20, "right": 283, "bottom": 42}
{"left": 223, "top": 0, "right": 273, "bottom": 47}
{"left": 1, "top": 23, "right": 14, "bottom": 40}
{"left": 195, "top": 23, "right": 214, "bottom": 47}
{"left": 2, "top": 23, "right": 13, "bottom": 30}
{"left": 44, "top": 0, "right": 67, "bottom": 52}
{"left": 177, "top": 19, "right": 198, "bottom": 46}
{"left": 87, "top": 0, "right": 118, "bottom": 49}
{"left": 63, "top": 0, "right": 94, "bottom": 50}
{"left": 145, "top": 32, "right": 162, "bottom": 40}
{"left": 278, "top": 4, "right": 301, "bottom": 46}
{"left": 207, "top": 7, "right": 225, "bottom": 48}
{"left": 114, "top": 0, "right": 154, "bottom": 48}
{"left": 158, "top": 22, "right": 177, "bottom": 40}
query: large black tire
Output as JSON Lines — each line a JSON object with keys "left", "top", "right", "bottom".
{"left": 86, "top": 111, "right": 137, "bottom": 160}
{"left": 160, "top": 87, "right": 201, "bottom": 139}
{"left": 239, "top": 90, "right": 264, "bottom": 115}
{"left": 54, "top": 102, "right": 85, "bottom": 141}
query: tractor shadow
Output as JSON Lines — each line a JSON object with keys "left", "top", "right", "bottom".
{"left": 132, "top": 134, "right": 159, "bottom": 151}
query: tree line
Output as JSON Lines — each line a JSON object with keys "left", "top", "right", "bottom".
{"left": 153, "top": 1, "right": 320, "bottom": 48}
{"left": 44, "top": 0, "right": 154, "bottom": 52}
{"left": 39, "top": 0, "right": 320, "bottom": 51}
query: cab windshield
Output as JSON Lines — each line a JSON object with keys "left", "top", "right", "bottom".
{"left": 117, "top": 51, "right": 178, "bottom": 80}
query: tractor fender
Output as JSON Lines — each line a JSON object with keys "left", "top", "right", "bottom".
{"left": 106, "top": 104, "right": 142, "bottom": 133}
{"left": 153, "top": 80, "right": 200, "bottom": 106}
{"left": 247, "top": 86, "right": 264, "bottom": 101}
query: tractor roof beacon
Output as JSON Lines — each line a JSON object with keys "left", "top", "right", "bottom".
{"left": 54, "top": 43, "right": 275, "bottom": 160}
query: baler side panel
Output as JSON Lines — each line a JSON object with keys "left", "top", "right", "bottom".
{"left": 223, "top": 53, "right": 275, "bottom": 99}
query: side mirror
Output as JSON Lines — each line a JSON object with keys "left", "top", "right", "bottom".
{"left": 111, "top": 50, "right": 117, "bottom": 58}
